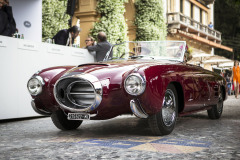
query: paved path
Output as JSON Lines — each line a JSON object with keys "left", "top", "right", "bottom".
{"left": 0, "top": 95, "right": 240, "bottom": 159}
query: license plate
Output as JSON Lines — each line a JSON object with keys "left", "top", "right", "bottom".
{"left": 67, "top": 113, "right": 90, "bottom": 120}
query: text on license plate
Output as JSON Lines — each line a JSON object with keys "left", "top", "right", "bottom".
{"left": 68, "top": 113, "right": 90, "bottom": 120}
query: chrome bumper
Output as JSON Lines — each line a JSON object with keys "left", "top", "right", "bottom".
{"left": 130, "top": 99, "right": 148, "bottom": 118}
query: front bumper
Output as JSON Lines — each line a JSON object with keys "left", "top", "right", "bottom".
{"left": 31, "top": 99, "right": 51, "bottom": 116}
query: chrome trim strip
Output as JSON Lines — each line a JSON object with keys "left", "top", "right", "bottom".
{"left": 130, "top": 99, "right": 148, "bottom": 118}
{"left": 70, "top": 92, "right": 94, "bottom": 95}
{"left": 54, "top": 73, "right": 102, "bottom": 112}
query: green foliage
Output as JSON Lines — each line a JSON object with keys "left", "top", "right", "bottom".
{"left": 42, "top": 0, "right": 70, "bottom": 41}
{"left": 135, "top": 0, "right": 167, "bottom": 41}
{"left": 226, "top": 0, "right": 240, "bottom": 13}
{"left": 215, "top": 0, "right": 240, "bottom": 60}
{"left": 90, "top": 0, "right": 128, "bottom": 45}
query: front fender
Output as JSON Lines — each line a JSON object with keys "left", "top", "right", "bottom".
{"left": 137, "top": 65, "right": 180, "bottom": 115}
{"left": 31, "top": 66, "right": 75, "bottom": 113}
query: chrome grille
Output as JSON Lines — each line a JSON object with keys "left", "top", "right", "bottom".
{"left": 54, "top": 73, "right": 102, "bottom": 112}
{"left": 67, "top": 81, "right": 95, "bottom": 106}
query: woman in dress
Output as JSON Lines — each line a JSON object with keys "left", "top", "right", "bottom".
{"left": 232, "top": 61, "right": 240, "bottom": 98}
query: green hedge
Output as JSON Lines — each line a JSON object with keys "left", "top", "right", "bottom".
{"left": 42, "top": 0, "right": 69, "bottom": 41}
{"left": 135, "top": 0, "right": 167, "bottom": 41}
{"left": 90, "top": 0, "right": 128, "bottom": 45}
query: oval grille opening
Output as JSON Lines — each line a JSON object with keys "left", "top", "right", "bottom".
{"left": 55, "top": 78, "right": 96, "bottom": 110}
{"left": 67, "top": 81, "right": 96, "bottom": 106}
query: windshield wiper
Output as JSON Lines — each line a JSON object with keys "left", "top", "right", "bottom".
{"left": 130, "top": 55, "right": 155, "bottom": 60}
{"left": 168, "top": 59, "right": 182, "bottom": 62}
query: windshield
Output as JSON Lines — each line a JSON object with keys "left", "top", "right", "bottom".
{"left": 104, "top": 41, "right": 186, "bottom": 62}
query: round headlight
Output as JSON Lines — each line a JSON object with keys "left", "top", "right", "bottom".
{"left": 27, "top": 76, "right": 44, "bottom": 96}
{"left": 124, "top": 73, "right": 146, "bottom": 96}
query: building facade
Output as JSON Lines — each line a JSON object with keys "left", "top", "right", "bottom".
{"left": 73, "top": 0, "right": 232, "bottom": 70}
{"left": 165, "top": 0, "right": 232, "bottom": 70}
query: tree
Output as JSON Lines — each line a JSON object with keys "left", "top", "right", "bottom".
{"left": 135, "top": 0, "right": 167, "bottom": 41}
{"left": 90, "top": 0, "right": 128, "bottom": 45}
{"left": 42, "top": 0, "right": 69, "bottom": 41}
{"left": 226, "top": 0, "right": 240, "bottom": 12}
{"left": 215, "top": 0, "right": 240, "bottom": 60}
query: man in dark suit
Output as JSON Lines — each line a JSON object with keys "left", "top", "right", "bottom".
{"left": 53, "top": 26, "right": 81, "bottom": 46}
{"left": 86, "top": 32, "right": 112, "bottom": 62}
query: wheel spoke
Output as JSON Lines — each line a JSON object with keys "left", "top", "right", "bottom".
{"left": 162, "top": 89, "right": 176, "bottom": 127}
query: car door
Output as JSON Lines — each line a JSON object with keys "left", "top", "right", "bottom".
{"left": 203, "top": 72, "right": 220, "bottom": 105}
{"left": 184, "top": 65, "right": 210, "bottom": 111}
{"left": 181, "top": 65, "right": 200, "bottom": 112}
{"left": 195, "top": 66, "right": 226, "bottom": 108}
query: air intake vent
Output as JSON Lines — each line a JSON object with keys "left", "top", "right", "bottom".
{"left": 54, "top": 73, "right": 102, "bottom": 112}
{"left": 67, "top": 81, "right": 95, "bottom": 107}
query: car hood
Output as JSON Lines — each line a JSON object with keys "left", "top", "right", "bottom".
{"left": 64, "top": 59, "right": 180, "bottom": 80}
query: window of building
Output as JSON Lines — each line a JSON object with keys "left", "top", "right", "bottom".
{"left": 200, "top": 9, "right": 203, "bottom": 23}
{"left": 190, "top": 3, "right": 194, "bottom": 19}
{"left": 180, "top": 0, "right": 183, "bottom": 13}
{"left": 168, "top": 0, "right": 172, "bottom": 12}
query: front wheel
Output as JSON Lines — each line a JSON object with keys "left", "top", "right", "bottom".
{"left": 207, "top": 88, "right": 224, "bottom": 119}
{"left": 51, "top": 110, "right": 82, "bottom": 130}
{"left": 148, "top": 84, "right": 178, "bottom": 136}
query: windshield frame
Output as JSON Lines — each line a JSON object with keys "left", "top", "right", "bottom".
{"left": 103, "top": 41, "right": 187, "bottom": 62}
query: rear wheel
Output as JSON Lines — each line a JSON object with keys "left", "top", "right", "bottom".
{"left": 51, "top": 110, "right": 82, "bottom": 130}
{"left": 207, "top": 88, "right": 224, "bottom": 119}
{"left": 148, "top": 84, "right": 178, "bottom": 136}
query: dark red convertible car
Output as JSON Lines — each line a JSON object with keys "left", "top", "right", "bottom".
{"left": 27, "top": 41, "right": 227, "bottom": 136}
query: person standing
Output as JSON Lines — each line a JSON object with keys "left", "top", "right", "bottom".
{"left": 208, "top": 22, "right": 213, "bottom": 29}
{"left": 226, "top": 73, "right": 231, "bottom": 95}
{"left": 0, "top": 0, "right": 16, "bottom": 36}
{"left": 86, "top": 32, "right": 112, "bottom": 62}
{"left": 84, "top": 36, "right": 96, "bottom": 62}
{"left": 232, "top": 61, "right": 240, "bottom": 98}
{"left": 53, "top": 26, "right": 81, "bottom": 46}
{"left": 84, "top": 36, "right": 95, "bottom": 48}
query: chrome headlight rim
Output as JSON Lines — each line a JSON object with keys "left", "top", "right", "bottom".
{"left": 27, "top": 75, "right": 45, "bottom": 96}
{"left": 54, "top": 73, "right": 102, "bottom": 113}
{"left": 124, "top": 73, "right": 146, "bottom": 96}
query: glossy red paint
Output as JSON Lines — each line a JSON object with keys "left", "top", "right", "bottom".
{"left": 137, "top": 62, "right": 225, "bottom": 115}
{"left": 31, "top": 66, "right": 75, "bottom": 113}
{"left": 30, "top": 59, "right": 227, "bottom": 120}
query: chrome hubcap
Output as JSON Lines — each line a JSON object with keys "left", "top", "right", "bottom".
{"left": 162, "top": 89, "right": 176, "bottom": 127}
